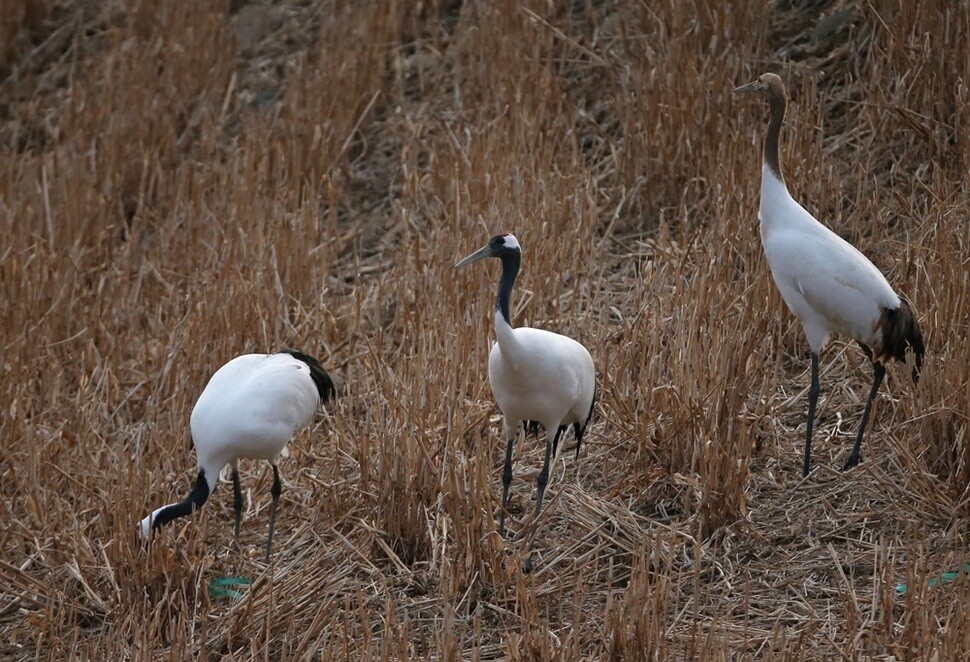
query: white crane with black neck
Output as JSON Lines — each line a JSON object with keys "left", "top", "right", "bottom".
{"left": 138, "top": 350, "right": 335, "bottom": 561}
{"left": 735, "top": 72, "right": 924, "bottom": 476}
{"left": 457, "top": 233, "right": 596, "bottom": 571}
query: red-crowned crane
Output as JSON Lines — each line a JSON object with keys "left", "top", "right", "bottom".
{"left": 138, "top": 350, "right": 335, "bottom": 561}
{"left": 735, "top": 73, "right": 924, "bottom": 476}
{"left": 456, "top": 233, "right": 596, "bottom": 571}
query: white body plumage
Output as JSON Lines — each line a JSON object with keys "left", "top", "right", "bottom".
{"left": 189, "top": 353, "right": 321, "bottom": 475}
{"left": 759, "top": 164, "right": 901, "bottom": 353}
{"left": 489, "top": 315, "right": 595, "bottom": 437}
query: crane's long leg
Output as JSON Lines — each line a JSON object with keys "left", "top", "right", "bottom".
{"left": 524, "top": 425, "right": 564, "bottom": 573}
{"left": 499, "top": 433, "right": 516, "bottom": 537}
{"left": 551, "top": 425, "right": 567, "bottom": 458}
{"left": 803, "top": 353, "right": 820, "bottom": 477}
{"left": 844, "top": 362, "right": 885, "bottom": 471}
{"left": 264, "top": 464, "right": 282, "bottom": 563}
{"left": 231, "top": 464, "right": 243, "bottom": 539}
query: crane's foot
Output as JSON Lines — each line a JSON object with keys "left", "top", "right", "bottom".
{"left": 842, "top": 453, "right": 861, "bottom": 471}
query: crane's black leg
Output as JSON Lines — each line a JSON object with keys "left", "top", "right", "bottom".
{"left": 844, "top": 362, "right": 885, "bottom": 471}
{"left": 803, "top": 353, "right": 820, "bottom": 477}
{"left": 499, "top": 433, "right": 516, "bottom": 536}
{"left": 231, "top": 465, "right": 243, "bottom": 539}
{"left": 264, "top": 464, "right": 282, "bottom": 563}
{"left": 552, "top": 425, "right": 567, "bottom": 458}
{"left": 524, "top": 425, "right": 564, "bottom": 573}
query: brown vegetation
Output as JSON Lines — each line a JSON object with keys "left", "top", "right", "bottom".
{"left": 1, "top": 0, "right": 968, "bottom": 658}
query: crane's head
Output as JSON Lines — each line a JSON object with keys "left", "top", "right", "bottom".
{"left": 734, "top": 72, "right": 786, "bottom": 99}
{"left": 455, "top": 233, "right": 521, "bottom": 267}
{"left": 137, "top": 510, "right": 160, "bottom": 540}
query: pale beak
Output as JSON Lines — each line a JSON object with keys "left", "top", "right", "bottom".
{"left": 734, "top": 80, "right": 761, "bottom": 94}
{"left": 456, "top": 244, "right": 493, "bottom": 268}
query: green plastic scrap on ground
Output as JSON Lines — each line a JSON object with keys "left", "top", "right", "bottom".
{"left": 208, "top": 576, "right": 252, "bottom": 600}
{"left": 896, "top": 564, "right": 970, "bottom": 595}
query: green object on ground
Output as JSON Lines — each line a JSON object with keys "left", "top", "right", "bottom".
{"left": 208, "top": 576, "right": 252, "bottom": 600}
{"left": 895, "top": 564, "right": 970, "bottom": 595}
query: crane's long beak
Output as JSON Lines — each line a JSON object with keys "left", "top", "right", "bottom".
{"left": 734, "top": 80, "right": 761, "bottom": 94}
{"left": 455, "top": 244, "right": 493, "bottom": 268}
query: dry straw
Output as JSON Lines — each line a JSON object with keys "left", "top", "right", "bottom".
{"left": 1, "top": 0, "right": 967, "bottom": 658}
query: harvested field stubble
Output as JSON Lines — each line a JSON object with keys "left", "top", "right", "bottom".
{"left": 1, "top": 0, "right": 968, "bottom": 658}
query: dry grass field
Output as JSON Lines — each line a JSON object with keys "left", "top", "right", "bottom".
{"left": 1, "top": 0, "right": 968, "bottom": 658}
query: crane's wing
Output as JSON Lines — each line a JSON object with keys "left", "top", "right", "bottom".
{"left": 763, "top": 225, "right": 899, "bottom": 343}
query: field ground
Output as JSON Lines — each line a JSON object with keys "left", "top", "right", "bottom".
{"left": 1, "top": 0, "right": 968, "bottom": 659}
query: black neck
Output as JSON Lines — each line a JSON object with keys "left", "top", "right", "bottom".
{"left": 764, "top": 87, "right": 786, "bottom": 182}
{"left": 496, "top": 252, "right": 520, "bottom": 326}
{"left": 151, "top": 469, "right": 210, "bottom": 530}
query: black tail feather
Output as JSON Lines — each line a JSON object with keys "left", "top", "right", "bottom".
{"left": 574, "top": 387, "right": 597, "bottom": 460}
{"left": 522, "top": 387, "right": 597, "bottom": 460}
{"left": 281, "top": 349, "right": 336, "bottom": 402}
